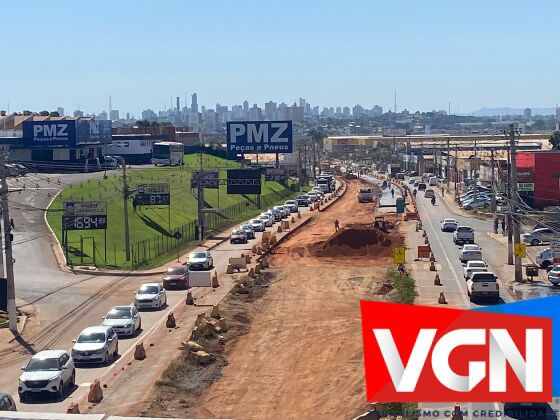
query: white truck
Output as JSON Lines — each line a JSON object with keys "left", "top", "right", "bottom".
{"left": 453, "top": 226, "right": 475, "bottom": 245}
{"left": 467, "top": 271, "right": 499, "bottom": 303}
{"left": 357, "top": 188, "right": 374, "bottom": 203}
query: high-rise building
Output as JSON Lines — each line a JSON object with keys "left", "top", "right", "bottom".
{"left": 191, "top": 93, "right": 198, "bottom": 113}
{"left": 305, "top": 103, "right": 311, "bottom": 115}
{"left": 312, "top": 106, "right": 319, "bottom": 115}
{"left": 110, "top": 110, "right": 120, "bottom": 121}
{"left": 342, "top": 107, "right": 351, "bottom": 117}
{"left": 99, "top": 111, "right": 108, "bottom": 120}
{"left": 352, "top": 105, "right": 364, "bottom": 117}
{"left": 371, "top": 105, "right": 383, "bottom": 116}
{"left": 278, "top": 104, "right": 304, "bottom": 122}
{"left": 142, "top": 109, "right": 157, "bottom": 120}
{"left": 203, "top": 109, "right": 218, "bottom": 132}
{"left": 249, "top": 104, "right": 262, "bottom": 120}
{"left": 56, "top": 107, "right": 64, "bottom": 116}
{"left": 336, "top": 107, "right": 342, "bottom": 116}
{"left": 126, "top": 112, "right": 130, "bottom": 120}
{"left": 265, "top": 101, "right": 278, "bottom": 120}
{"left": 524, "top": 107, "right": 532, "bottom": 120}
{"left": 189, "top": 112, "right": 201, "bottom": 132}
{"left": 243, "top": 100, "right": 249, "bottom": 113}
{"left": 299, "top": 98, "right": 306, "bottom": 111}
{"left": 176, "top": 97, "right": 180, "bottom": 112}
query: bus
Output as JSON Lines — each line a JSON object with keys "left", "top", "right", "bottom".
{"left": 152, "top": 142, "right": 184, "bottom": 166}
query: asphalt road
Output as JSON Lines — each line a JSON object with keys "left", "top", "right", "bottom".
{"left": 364, "top": 175, "right": 560, "bottom": 420}
{"left": 0, "top": 174, "right": 320, "bottom": 412}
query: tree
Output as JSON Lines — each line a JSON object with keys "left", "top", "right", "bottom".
{"left": 38, "top": 110, "right": 49, "bottom": 116}
{"left": 49, "top": 111, "right": 60, "bottom": 117}
{"left": 549, "top": 131, "right": 560, "bottom": 150}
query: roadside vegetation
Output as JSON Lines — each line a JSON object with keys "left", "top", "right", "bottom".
{"left": 388, "top": 267, "right": 417, "bottom": 304}
{"left": 46, "top": 154, "right": 300, "bottom": 269}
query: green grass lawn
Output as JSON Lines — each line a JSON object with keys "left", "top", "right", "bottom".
{"left": 46, "top": 154, "right": 301, "bottom": 269}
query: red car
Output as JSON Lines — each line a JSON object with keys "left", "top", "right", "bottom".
{"left": 162, "top": 265, "right": 189, "bottom": 290}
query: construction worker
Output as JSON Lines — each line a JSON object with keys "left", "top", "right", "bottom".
{"left": 391, "top": 188, "right": 395, "bottom": 198}
{"left": 334, "top": 219, "right": 340, "bottom": 232}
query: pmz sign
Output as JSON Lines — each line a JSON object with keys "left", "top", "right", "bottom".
{"left": 227, "top": 121, "right": 293, "bottom": 154}
{"left": 23, "top": 121, "right": 76, "bottom": 148}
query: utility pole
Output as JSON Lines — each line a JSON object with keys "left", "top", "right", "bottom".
{"left": 122, "top": 161, "right": 130, "bottom": 261}
{"left": 446, "top": 139, "right": 450, "bottom": 190}
{"left": 0, "top": 156, "right": 16, "bottom": 333}
{"left": 509, "top": 123, "right": 522, "bottom": 282}
{"left": 507, "top": 147, "right": 513, "bottom": 265}
{"left": 454, "top": 145, "right": 459, "bottom": 201}
{"left": 491, "top": 148, "right": 497, "bottom": 233}
{"left": 473, "top": 138, "right": 478, "bottom": 209}
{"left": 197, "top": 151, "right": 205, "bottom": 245}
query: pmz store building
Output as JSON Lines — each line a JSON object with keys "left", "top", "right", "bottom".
{"left": 0, "top": 116, "right": 111, "bottom": 171}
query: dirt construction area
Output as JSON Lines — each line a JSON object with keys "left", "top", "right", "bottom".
{"left": 144, "top": 179, "right": 405, "bottom": 419}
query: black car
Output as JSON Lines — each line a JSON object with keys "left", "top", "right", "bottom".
{"left": 296, "top": 196, "right": 309, "bottom": 206}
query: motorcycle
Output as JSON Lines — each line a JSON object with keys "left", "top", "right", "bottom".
{"left": 431, "top": 195, "right": 436, "bottom": 206}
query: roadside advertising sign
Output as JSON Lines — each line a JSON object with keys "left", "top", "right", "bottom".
{"left": 227, "top": 121, "right": 293, "bottom": 154}
{"left": 517, "top": 183, "right": 534, "bottom": 192}
{"left": 393, "top": 247, "right": 406, "bottom": 264}
{"left": 63, "top": 201, "right": 107, "bottom": 231}
{"left": 136, "top": 183, "right": 171, "bottom": 205}
{"left": 514, "top": 243, "right": 527, "bottom": 258}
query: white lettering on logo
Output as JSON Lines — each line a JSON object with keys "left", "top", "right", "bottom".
{"left": 373, "top": 328, "right": 543, "bottom": 393}
{"left": 43, "top": 125, "right": 57, "bottom": 137}
{"left": 270, "top": 122, "right": 289, "bottom": 143}
{"left": 57, "top": 124, "right": 68, "bottom": 136}
{"left": 229, "top": 124, "right": 245, "bottom": 144}
{"left": 247, "top": 124, "right": 268, "bottom": 144}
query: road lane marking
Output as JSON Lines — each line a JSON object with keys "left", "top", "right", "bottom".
{"left": 418, "top": 196, "right": 470, "bottom": 307}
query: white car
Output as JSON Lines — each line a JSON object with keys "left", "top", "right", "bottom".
{"left": 72, "top": 326, "right": 119, "bottom": 365}
{"left": 102, "top": 305, "right": 141, "bottom": 336}
{"left": 18, "top": 350, "right": 76, "bottom": 401}
{"left": 306, "top": 192, "right": 320, "bottom": 202}
{"left": 134, "top": 282, "right": 167, "bottom": 310}
{"left": 548, "top": 265, "right": 560, "bottom": 285}
{"left": 258, "top": 213, "right": 273, "bottom": 227}
{"left": 440, "top": 218, "right": 458, "bottom": 232}
{"left": 284, "top": 200, "right": 298, "bottom": 213}
{"left": 187, "top": 251, "right": 213, "bottom": 270}
{"left": 463, "top": 260, "right": 488, "bottom": 279}
{"left": 467, "top": 271, "right": 499, "bottom": 303}
{"left": 536, "top": 247, "right": 553, "bottom": 269}
{"left": 250, "top": 218, "right": 265, "bottom": 232}
{"left": 459, "top": 244, "right": 482, "bottom": 264}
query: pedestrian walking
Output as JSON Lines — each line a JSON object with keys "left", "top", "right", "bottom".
{"left": 441, "top": 186, "right": 445, "bottom": 196}
{"left": 391, "top": 188, "right": 395, "bottom": 198}
{"left": 501, "top": 218, "right": 506, "bottom": 234}
{"left": 334, "top": 218, "right": 340, "bottom": 232}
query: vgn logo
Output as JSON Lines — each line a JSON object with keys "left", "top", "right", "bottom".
{"left": 360, "top": 300, "right": 553, "bottom": 402}
{"left": 227, "top": 121, "right": 293, "bottom": 154}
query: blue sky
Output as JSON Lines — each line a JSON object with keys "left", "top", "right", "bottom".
{"left": 2, "top": 0, "right": 558, "bottom": 116}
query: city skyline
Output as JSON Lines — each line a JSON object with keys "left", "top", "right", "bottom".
{"left": 2, "top": 0, "right": 560, "bottom": 115}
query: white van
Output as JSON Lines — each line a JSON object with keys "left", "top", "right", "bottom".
{"left": 429, "top": 176, "right": 439, "bottom": 186}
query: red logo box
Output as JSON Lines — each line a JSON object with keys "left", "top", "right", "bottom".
{"left": 360, "top": 301, "right": 552, "bottom": 402}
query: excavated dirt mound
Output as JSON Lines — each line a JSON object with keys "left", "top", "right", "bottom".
{"left": 308, "top": 224, "right": 404, "bottom": 258}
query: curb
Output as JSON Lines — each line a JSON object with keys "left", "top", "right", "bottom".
{"left": 70, "top": 234, "right": 233, "bottom": 276}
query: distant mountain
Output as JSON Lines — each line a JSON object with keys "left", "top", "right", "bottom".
{"left": 466, "top": 107, "right": 556, "bottom": 117}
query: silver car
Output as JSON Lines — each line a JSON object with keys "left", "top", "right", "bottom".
{"left": 548, "top": 265, "right": 560, "bottom": 285}
{"left": 187, "top": 250, "right": 214, "bottom": 270}
{"left": 72, "top": 326, "right": 119, "bottom": 365}
{"left": 134, "top": 282, "right": 167, "bottom": 310}
{"left": 102, "top": 305, "right": 141, "bottom": 337}
{"left": 18, "top": 350, "right": 75, "bottom": 401}
{"left": 250, "top": 218, "right": 265, "bottom": 232}
{"left": 284, "top": 200, "right": 298, "bottom": 213}
{"left": 258, "top": 213, "right": 273, "bottom": 227}
{"left": 522, "top": 228, "right": 555, "bottom": 246}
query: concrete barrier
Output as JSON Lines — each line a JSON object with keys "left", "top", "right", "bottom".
{"left": 189, "top": 271, "right": 212, "bottom": 287}
{"left": 229, "top": 257, "right": 247, "bottom": 271}
{"left": 134, "top": 342, "right": 146, "bottom": 360}
{"left": 87, "top": 379, "right": 103, "bottom": 403}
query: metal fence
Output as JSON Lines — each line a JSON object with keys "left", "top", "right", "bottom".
{"left": 66, "top": 187, "right": 298, "bottom": 268}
